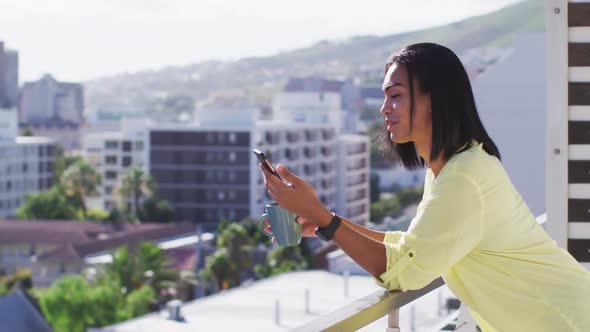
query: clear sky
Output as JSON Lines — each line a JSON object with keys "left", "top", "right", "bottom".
{"left": 0, "top": 0, "right": 521, "bottom": 82}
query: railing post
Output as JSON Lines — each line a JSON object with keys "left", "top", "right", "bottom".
{"left": 385, "top": 309, "right": 400, "bottom": 332}
{"left": 456, "top": 303, "right": 477, "bottom": 332}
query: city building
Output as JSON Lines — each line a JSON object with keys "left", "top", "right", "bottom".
{"left": 335, "top": 135, "right": 370, "bottom": 225}
{"left": 273, "top": 77, "right": 366, "bottom": 134}
{"left": 148, "top": 107, "right": 339, "bottom": 229}
{"left": 147, "top": 103, "right": 370, "bottom": 230}
{"left": 0, "top": 220, "right": 201, "bottom": 287}
{"left": 0, "top": 41, "right": 19, "bottom": 109}
{"left": 0, "top": 108, "right": 55, "bottom": 218}
{"left": 83, "top": 119, "right": 148, "bottom": 211}
{"left": 19, "top": 74, "right": 84, "bottom": 149}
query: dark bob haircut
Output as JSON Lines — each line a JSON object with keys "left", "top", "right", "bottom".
{"left": 375, "top": 42, "right": 500, "bottom": 170}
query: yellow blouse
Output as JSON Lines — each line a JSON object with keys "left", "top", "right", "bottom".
{"left": 376, "top": 142, "right": 590, "bottom": 331}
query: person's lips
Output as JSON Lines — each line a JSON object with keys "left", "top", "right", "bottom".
{"left": 385, "top": 119, "right": 398, "bottom": 131}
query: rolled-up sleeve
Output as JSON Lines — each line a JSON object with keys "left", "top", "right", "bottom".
{"left": 375, "top": 173, "right": 483, "bottom": 291}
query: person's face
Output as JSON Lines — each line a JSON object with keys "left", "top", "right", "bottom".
{"left": 380, "top": 63, "right": 431, "bottom": 145}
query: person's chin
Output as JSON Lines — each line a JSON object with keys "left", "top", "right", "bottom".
{"left": 389, "top": 133, "right": 407, "bottom": 144}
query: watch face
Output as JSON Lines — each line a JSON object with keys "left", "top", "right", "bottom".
{"left": 315, "top": 229, "right": 327, "bottom": 241}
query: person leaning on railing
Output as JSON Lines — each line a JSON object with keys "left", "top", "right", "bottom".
{"left": 259, "top": 43, "right": 590, "bottom": 332}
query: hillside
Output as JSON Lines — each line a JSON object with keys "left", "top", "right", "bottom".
{"left": 84, "top": 0, "right": 543, "bottom": 114}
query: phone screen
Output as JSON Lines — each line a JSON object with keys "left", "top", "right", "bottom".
{"left": 253, "top": 149, "right": 283, "bottom": 181}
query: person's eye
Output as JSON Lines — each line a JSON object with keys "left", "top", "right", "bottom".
{"left": 390, "top": 94, "right": 400, "bottom": 99}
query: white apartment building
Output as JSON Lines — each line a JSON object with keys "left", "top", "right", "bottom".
{"left": 83, "top": 119, "right": 148, "bottom": 211}
{"left": 273, "top": 78, "right": 344, "bottom": 132}
{"left": 336, "top": 135, "right": 370, "bottom": 225}
{"left": 252, "top": 120, "right": 339, "bottom": 217}
{"left": 0, "top": 108, "right": 55, "bottom": 217}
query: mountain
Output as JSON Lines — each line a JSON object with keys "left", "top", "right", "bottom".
{"left": 84, "top": 0, "right": 543, "bottom": 113}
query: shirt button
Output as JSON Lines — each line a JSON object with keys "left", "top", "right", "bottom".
{"left": 409, "top": 253, "right": 414, "bottom": 258}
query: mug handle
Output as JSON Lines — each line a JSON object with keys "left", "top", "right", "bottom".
{"left": 259, "top": 213, "right": 274, "bottom": 237}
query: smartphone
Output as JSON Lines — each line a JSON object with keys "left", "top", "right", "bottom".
{"left": 253, "top": 149, "right": 283, "bottom": 181}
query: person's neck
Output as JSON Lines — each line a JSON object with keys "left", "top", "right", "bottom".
{"left": 415, "top": 139, "right": 446, "bottom": 178}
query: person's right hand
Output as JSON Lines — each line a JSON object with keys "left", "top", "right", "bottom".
{"left": 263, "top": 216, "right": 318, "bottom": 244}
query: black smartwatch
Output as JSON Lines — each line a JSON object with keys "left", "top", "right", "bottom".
{"left": 315, "top": 212, "right": 342, "bottom": 241}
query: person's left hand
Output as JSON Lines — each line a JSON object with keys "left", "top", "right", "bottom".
{"left": 259, "top": 163, "right": 332, "bottom": 227}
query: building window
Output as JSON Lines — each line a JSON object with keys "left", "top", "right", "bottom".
{"left": 229, "top": 152, "right": 236, "bottom": 163}
{"left": 122, "top": 156, "right": 132, "bottom": 167}
{"left": 229, "top": 133, "right": 237, "bottom": 144}
{"left": 218, "top": 133, "right": 226, "bottom": 144}
{"left": 105, "top": 171, "right": 117, "bottom": 180}
{"left": 217, "top": 191, "right": 225, "bottom": 201}
{"left": 135, "top": 141, "right": 144, "bottom": 151}
{"left": 205, "top": 171, "right": 214, "bottom": 182}
{"left": 228, "top": 191, "right": 236, "bottom": 200}
{"left": 206, "top": 133, "right": 215, "bottom": 143}
{"left": 105, "top": 156, "right": 117, "bottom": 165}
{"left": 122, "top": 141, "right": 132, "bottom": 152}
{"left": 105, "top": 186, "right": 113, "bottom": 195}
{"left": 22, "top": 163, "right": 28, "bottom": 172}
{"left": 105, "top": 141, "right": 118, "bottom": 149}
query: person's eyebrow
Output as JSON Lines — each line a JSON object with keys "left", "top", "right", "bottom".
{"left": 382, "top": 82, "right": 402, "bottom": 93}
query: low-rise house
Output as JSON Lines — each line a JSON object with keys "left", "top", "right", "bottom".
{"left": 0, "top": 220, "right": 203, "bottom": 287}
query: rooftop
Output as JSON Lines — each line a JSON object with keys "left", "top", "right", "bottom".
{"left": 91, "top": 270, "right": 453, "bottom": 332}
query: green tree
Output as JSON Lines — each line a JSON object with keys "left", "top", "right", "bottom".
{"left": 101, "top": 243, "right": 177, "bottom": 298}
{"left": 116, "top": 166, "right": 155, "bottom": 222}
{"left": 254, "top": 245, "right": 309, "bottom": 278}
{"left": 22, "top": 127, "right": 34, "bottom": 136}
{"left": 120, "top": 285, "right": 156, "bottom": 320}
{"left": 201, "top": 248, "right": 234, "bottom": 291}
{"left": 16, "top": 185, "right": 79, "bottom": 220}
{"left": 139, "top": 197, "right": 175, "bottom": 223}
{"left": 200, "top": 219, "right": 262, "bottom": 291}
{"left": 85, "top": 208, "right": 110, "bottom": 222}
{"left": 370, "top": 173, "right": 381, "bottom": 203}
{"left": 39, "top": 275, "right": 122, "bottom": 332}
{"left": 52, "top": 144, "right": 84, "bottom": 183}
{"left": 370, "top": 195, "right": 401, "bottom": 223}
{"left": 397, "top": 187, "right": 424, "bottom": 207}
{"left": 61, "top": 160, "right": 101, "bottom": 219}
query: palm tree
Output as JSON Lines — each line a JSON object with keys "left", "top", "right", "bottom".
{"left": 61, "top": 160, "right": 100, "bottom": 219}
{"left": 117, "top": 166, "right": 155, "bottom": 222}
{"left": 99, "top": 243, "right": 177, "bottom": 306}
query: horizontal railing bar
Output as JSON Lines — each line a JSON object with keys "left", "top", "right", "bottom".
{"left": 293, "top": 277, "right": 445, "bottom": 332}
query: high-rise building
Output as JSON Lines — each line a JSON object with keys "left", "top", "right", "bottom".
{"left": 3, "top": 50, "right": 18, "bottom": 109}
{"left": 20, "top": 74, "right": 84, "bottom": 149}
{"left": 20, "top": 74, "right": 84, "bottom": 126}
{"left": 0, "top": 41, "right": 19, "bottom": 109}
{"left": 147, "top": 103, "right": 369, "bottom": 230}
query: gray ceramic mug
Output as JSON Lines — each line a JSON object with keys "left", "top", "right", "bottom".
{"left": 259, "top": 203, "right": 302, "bottom": 246}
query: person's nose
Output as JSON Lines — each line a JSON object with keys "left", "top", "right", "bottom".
{"left": 380, "top": 99, "right": 391, "bottom": 117}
